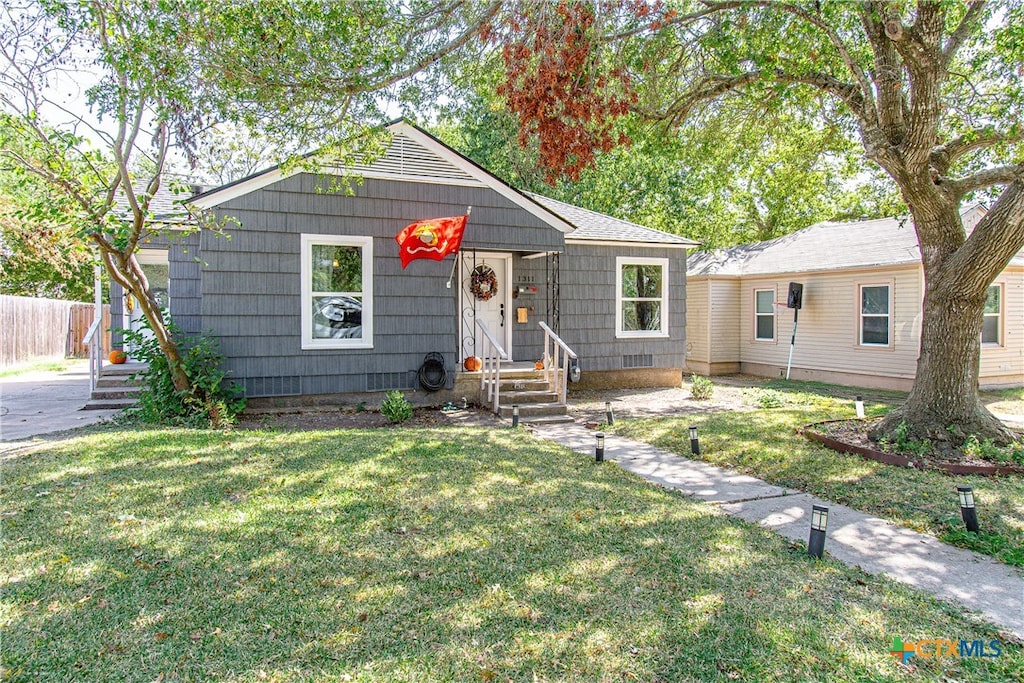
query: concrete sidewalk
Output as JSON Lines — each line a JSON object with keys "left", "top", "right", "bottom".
{"left": 532, "top": 422, "right": 1024, "bottom": 640}
{"left": 0, "top": 361, "right": 119, "bottom": 444}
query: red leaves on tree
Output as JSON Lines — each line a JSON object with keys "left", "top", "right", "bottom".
{"left": 489, "top": 1, "right": 645, "bottom": 183}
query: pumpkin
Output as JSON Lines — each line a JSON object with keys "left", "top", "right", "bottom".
{"left": 534, "top": 360, "right": 544, "bottom": 370}
{"left": 463, "top": 356, "right": 482, "bottom": 372}
{"left": 109, "top": 349, "right": 127, "bottom": 364}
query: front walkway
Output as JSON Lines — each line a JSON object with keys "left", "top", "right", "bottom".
{"left": 0, "top": 361, "right": 119, "bottom": 444}
{"left": 532, "top": 422, "right": 1024, "bottom": 640}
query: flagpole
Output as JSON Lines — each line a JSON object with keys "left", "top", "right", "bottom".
{"left": 446, "top": 206, "right": 471, "bottom": 289}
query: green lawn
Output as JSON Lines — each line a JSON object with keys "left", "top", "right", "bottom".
{"left": 0, "top": 358, "right": 79, "bottom": 379}
{"left": 613, "top": 380, "right": 1024, "bottom": 567}
{"left": 1, "top": 426, "right": 1019, "bottom": 681}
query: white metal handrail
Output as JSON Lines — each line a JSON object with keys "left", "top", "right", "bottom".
{"left": 538, "top": 321, "right": 578, "bottom": 405}
{"left": 83, "top": 319, "right": 101, "bottom": 394}
{"left": 475, "top": 319, "right": 509, "bottom": 413}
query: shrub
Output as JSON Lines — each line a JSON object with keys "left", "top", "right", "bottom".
{"left": 752, "top": 388, "right": 785, "bottom": 409}
{"left": 119, "top": 319, "right": 245, "bottom": 428}
{"left": 689, "top": 374, "right": 714, "bottom": 401}
{"left": 380, "top": 390, "right": 413, "bottom": 423}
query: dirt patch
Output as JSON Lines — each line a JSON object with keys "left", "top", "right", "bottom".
{"left": 568, "top": 381, "right": 756, "bottom": 424}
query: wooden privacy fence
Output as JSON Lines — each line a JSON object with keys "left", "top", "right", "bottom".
{"left": 68, "top": 303, "right": 110, "bottom": 358}
{"left": 0, "top": 295, "right": 110, "bottom": 368}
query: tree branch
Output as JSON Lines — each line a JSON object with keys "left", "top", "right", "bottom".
{"left": 942, "top": 163, "right": 1024, "bottom": 199}
{"left": 943, "top": 0, "right": 986, "bottom": 68}
{"left": 930, "top": 128, "right": 1024, "bottom": 175}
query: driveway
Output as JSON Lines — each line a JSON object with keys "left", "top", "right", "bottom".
{"left": 0, "top": 361, "right": 120, "bottom": 443}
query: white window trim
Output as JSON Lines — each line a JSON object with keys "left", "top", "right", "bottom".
{"left": 615, "top": 256, "right": 670, "bottom": 338}
{"left": 301, "top": 234, "right": 373, "bottom": 350}
{"left": 982, "top": 283, "right": 1003, "bottom": 347}
{"left": 858, "top": 283, "right": 892, "bottom": 347}
{"left": 753, "top": 288, "right": 776, "bottom": 342}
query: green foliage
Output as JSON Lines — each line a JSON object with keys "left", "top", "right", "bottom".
{"left": 877, "top": 420, "right": 933, "bottom": 457}
{"left": 747, "top": 388, "right": 785, "bottom": 409}
{"left": 963, "top": 434, "right": 1024, "bottom": 466}
{"left": 688, "top": 374, "right": 714, "bottom": 401}
{"left": 380, "top": 390, "right": 413, "bottom": 423}
{"left": 119, "top": 319, "right": 244, "bottom": 429}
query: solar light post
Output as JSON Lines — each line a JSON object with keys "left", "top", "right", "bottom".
{"left": 512, "top": 404, "right": 520, "bottom": 428}
{"left": 957, "top": 485, "right": 979, "bottom": 533}
{"left": 689, "top": 426, "right": 700, "bottom": 456}
{"left": 855, "top": 395, "right": 865, "bottom": 419}
{"left": 595, "top": 432, "right": 605, "bottom": 462}
{"left": 808, "top": 505, "right": 829, "bottom": 560}
{"left": 605, "top": 401, "right": 614, "bottom": 426}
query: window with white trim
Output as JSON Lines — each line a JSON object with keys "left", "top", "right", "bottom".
{"left": 859, "top": 284, "right": 890, "bottom": 346}
{"left": 301, "top": 234, "right": 373, "bottom": 349}
{"left": 754, "top": 289, "right": 775, "bottom": 341}
{"left": 616, "top": 257, "right": 669, "bottom": 337}
{"left": 982, "top": 284, "right": 1001, "bottom": 345}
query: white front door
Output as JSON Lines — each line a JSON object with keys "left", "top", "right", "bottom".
{"left": 124, "top": 250, "right": 169, "bottom": 355}
{"left": 460, "top": 252, "right": 513, "bottom": 362}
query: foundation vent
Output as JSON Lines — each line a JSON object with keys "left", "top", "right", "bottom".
{"left": 622, "top": 354, "right": 654, "bottom": 369}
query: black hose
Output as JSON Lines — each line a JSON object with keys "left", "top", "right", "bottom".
{"left": 417, "top": 352, "right": 447, "bottom": 392}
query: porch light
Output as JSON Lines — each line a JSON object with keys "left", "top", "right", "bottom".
{"left": 605, "top": 401, "right": 614, "bottom": 426}
{"left": 957, "top": 485, "right": 979, "bottom": 533}
{"left": 689, "top": 426, "right": 700, "bottom": 456}
{"left": 512, "top": 404, "right": 520, "bottom": 428}
{"left": 855, "top": 395, "right": 865, "bottom": 419}
{"left": 808, "top": 504, "right": 829, "bottom": 560}
{"left": 595, "top": 432, "right": 605, "bottom": 462}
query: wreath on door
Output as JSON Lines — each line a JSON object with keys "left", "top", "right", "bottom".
{"left": 470, "top": 264, "right": 498, "bottom": 301}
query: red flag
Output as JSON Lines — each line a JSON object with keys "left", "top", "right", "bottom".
{"left": 394, "top": 215, "right": 467, "bottom": 269}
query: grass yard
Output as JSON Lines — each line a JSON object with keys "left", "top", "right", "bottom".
{"left": 1, "top": 426, "right": 1020, "bottom": 681}
{"left": 0, "top": 359, "right": 79, "bottom": 379}
{"left": 613, "top": 380, "right": 1024, "bottom": 568}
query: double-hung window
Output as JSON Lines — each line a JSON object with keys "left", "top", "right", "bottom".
{"left": 859, "top": 284, "right": 890, "bottom": 346}
{"left": 301, "top": 234, "right": 373, "bottom": 349}
{"left": 982, "top": 284, "right": 1002, "bottom": 345}
{"left": 754, "top": 289, "right": 775, "bottom": 341}
{"left": 616, "top": 257, "right": 669, "bottom": 337}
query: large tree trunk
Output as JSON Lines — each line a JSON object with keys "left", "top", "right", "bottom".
{"left": 870, "top": 204, "right": 1018, "bottom": 450}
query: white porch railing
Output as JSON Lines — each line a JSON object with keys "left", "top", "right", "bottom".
{"left": 476, "top": 319, "right": 509, "bottom": 413}
{"left": 83, "top": 318, "right": 102, "bottom": 394}
{"left": 539, "top": 321, "right": 578, "bottom": 406}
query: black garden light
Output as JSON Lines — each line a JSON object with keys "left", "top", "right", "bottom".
{"left": 595, "top": 432, "right": 605, "bottom": 462}
{"left": 808, "top": 504, "right": 829, "bottom": 560}
{"left": 855, "top": 395, "right": 865, "bottom": 419}
{"left": 512, "top": 404, "right": 520, "bottom": 428}
{"left": 689, "top": 425, "right": 700, "bottom": 455}
{"left": 957, "top": 485, "right": 979, "bottom": 533}
{"left": 605, "top": 401, "right": 614, "bottom": 426}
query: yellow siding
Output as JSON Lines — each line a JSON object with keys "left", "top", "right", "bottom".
{"left": 980, "top": 267, "right": 1024, "bottom": 386}
{"left": 685, "top": 278, "right": 710, "bottom": 366}
{"left": 709, "top": 279, "right": 741, "bottom": 364}
{"left": 738, "top": 266, "right": 922, "bottom": 381}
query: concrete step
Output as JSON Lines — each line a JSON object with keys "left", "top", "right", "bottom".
{"left": 501, "top": 389, "right": 560, "bottom": 405}
{"left": 90, "top": 386, "right": 142, "bottom": 401}
{"left": 520, "top": 414, "right": 576, "bottom": 426}
{"left": 96, "top": 375, "right": 142, "bottom": 389}
{"left": 81, "top": 398, "right": 136, "bottom": 411}
{"left": 497, "top": 377, "right": 551, "bottom": 391}
{"left": 499, "top": 403, "right": 568, "bottom": 420}
{"left": 99, "top": 362, "right": 147, "bottom": 377}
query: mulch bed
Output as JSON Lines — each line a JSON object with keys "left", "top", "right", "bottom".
{"left": 238, "top": 406, "right": 503, "bottom": 431}
{"left": 801, "top": 418, "right": 1024, "bottom": 476}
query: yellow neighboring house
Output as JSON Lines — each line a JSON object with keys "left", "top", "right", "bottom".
{"left": 685, "top": 205, "right": 1024, "bottom": 390}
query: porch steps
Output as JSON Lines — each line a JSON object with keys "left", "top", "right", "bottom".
{"left": 82, "top": 363, "right": 145, "bottom": 411}
{"left": 486, "top": 366, "right": 575, "bottom": 425}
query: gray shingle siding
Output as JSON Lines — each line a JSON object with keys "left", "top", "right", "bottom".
{"left": 200, "top": 174, "right": 564, "bottom": 396}
{"left": 559, "top": 244, "right": 686, "bottom": 373}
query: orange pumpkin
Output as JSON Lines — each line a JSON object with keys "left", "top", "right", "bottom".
{"left": 534, "top": 360, "right": 544, "bottom": 370}
{"left": 109, "top": 349, "right": 127, "bottom": 364}
{"left": 463, "top": 356, "right": 482, "bottom": 372}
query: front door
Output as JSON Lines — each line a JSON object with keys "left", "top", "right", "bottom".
{"left": 460, "top": 252, "right": 512, "bottom": 362}
{"left": 124, "top": 250, "right": 169, "bottom": 355}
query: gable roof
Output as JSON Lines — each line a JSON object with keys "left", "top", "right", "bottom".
{"left": 686, "top": 205, "right": 1021, "bottom": 276}
{"left": 528, "top": 193, "right": 698, "bottom": 248}
{"left": 189, "top": 120, "right": 574, "bottom": 233}
{"left": 188, "top": 120, "right": 694, "bottom": 248}
{"left": 113, "top": 181, "right": 195, "bottom": 225}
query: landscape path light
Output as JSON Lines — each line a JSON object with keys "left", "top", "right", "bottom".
{"left": 689, "top": 426, "right": 700, "bottom": 456}
{"left": 595, "top": 432, "right": 605, "bottom": 462}
{"left": 808, "top": 504, "right": 829, "bottom": 560}
{"left": 957, "top": 485, "right": 979, "bottom": 533}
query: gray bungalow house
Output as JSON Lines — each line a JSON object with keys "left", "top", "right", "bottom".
{"left": 109, "top": 121, "right": 696, "bottom": 409}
